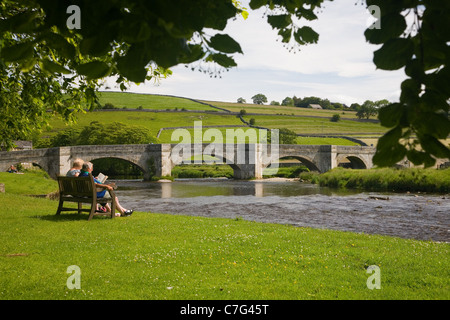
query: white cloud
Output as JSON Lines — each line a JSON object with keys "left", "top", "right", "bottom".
{"left": 106, "top": 0, "right": 407, "bottom": 106}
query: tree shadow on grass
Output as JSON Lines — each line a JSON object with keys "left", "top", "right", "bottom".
{"left": 31, "top": 213, "right": 110, "bottom": 222}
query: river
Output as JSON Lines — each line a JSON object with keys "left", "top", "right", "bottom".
{"left": 113, "top": 179, "right": 450, "bottom": 242}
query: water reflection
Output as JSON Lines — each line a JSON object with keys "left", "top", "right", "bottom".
{"left": 161, "top": 181, "right": 171, "bottom": 198}
{"left": 116, "top": 178, "right": 360, "bottom": 199}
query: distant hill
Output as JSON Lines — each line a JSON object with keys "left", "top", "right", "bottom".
{"left": 36, "top": 91, "right": 386, "bottom": 146}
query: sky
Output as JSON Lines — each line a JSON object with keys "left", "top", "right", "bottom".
{"left": 102, "top": 0, "right": 407, "bottom": 106}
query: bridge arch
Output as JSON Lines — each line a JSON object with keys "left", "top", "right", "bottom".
{"left": 170, "top": 150, "right": 244, "bottom": 179}
{"left": 88, "top": 156, "right": 146, "bottom": 178}
{"left": 262, "top": 155, "right": 320, "bottom": 172}
{"left": 336, "top": 154, "right": 368, "bottom": 169}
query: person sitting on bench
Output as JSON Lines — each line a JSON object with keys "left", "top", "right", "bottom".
{"left": 79, "top": 162, "right": 133, "bottom": 217}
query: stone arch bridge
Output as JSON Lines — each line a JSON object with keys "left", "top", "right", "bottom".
{"left": 0, "top": 144, "right": 375, "bottom": 180}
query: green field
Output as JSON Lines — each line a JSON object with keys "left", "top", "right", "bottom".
{"left": 98, "top": 91, "right": 217, "bottom": 111}
{"left": 41, "top": 111, "right": 244, "bottom": 141}
{"left": 201, "top": 100, "right": 377, "bottom": 120}
{"left": 37, "top": 92, "right": 383, "bottom": 146}
{"left": 0, "top": 171, "right": 448, "bottom": 300}
{"left": 243, "top": 115, "right": 386, "bottom": 135}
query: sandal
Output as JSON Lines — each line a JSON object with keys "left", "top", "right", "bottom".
{"left": 96, "top": 206, "right": 107, "bottom": 213}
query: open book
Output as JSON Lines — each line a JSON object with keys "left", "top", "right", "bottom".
{"left": 96, "top": 173, "right": 108, "bottom": 184}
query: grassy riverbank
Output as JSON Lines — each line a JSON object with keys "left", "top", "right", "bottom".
{"left": 0, "top": 169, "right": 57, "bottom": 195}
{"left": 171, "top": 164, "right": 310, "bottom": 179}
{"left": 172, "top": 164, "right": 234, "bottom": 179}
{"left": 313, "top": 167, "right": 450, "bottom": 193}
{"left": 1, "top": 170, "right": 449, "bottom": 300}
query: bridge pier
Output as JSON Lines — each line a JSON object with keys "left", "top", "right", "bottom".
{"left": 148, "top": 144, "right": 172, "bottom": 179}
{"left": 46, "top": 147, "right": 72, "bottom": 179}
{"left": 232, "top": 164, "right": 260, "bottom": 179}
{"left": 230, "top": 144, "right": 264, "bottom": 179}
{"left": 315, "top": 145, "right": 337, "bottom": 173}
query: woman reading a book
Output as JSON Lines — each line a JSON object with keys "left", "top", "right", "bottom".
{"left": 79, "top": 162, "right": 133, "bottom": 217}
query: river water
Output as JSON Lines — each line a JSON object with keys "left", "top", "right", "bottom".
{"left": 113, "top": 179, "right": 450, "bottom": 242}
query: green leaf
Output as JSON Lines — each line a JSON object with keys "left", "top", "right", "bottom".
{"left": 75, "top": 61, "right": 111, "bottom": 79}
{"left": 421, "top": 41, "right": 447, "bottom": 70}
{"left": 41, "top": 59, "right": 71, "bottom": 74}
{"left": 42, "top": 33, "right": 76, "bottom": 59}
{"left": 406, "top": 149, "right": 434, "bottom": 166}
{"left": 0, "top": 11, "right": 39, "bottom": 33}
{"left": 399, "top": 78, "right": 420, "bottom": 104}
{"left": 121, "top": 18, "right": 152, "bottom": 43}
{"left": 0, "top": 42, "right": 34, "bottom": 62}
{"left": 115, "top": 43, "right": 151, "bottom": 82}
{"left": 378, "top": 103, "right": 404, "bottom": 128}
{"left": 428, "top": 67, "right": 450, "bottom": 97}
{"left": 267, "top": 14, "right": 292, "bottom": 29}
{"left": 420, "top": 90, "right": 449, "bottom": 113}
{"left": 151, "top": 38, "right": 184, "bottom": 68}
{"left": 249, "top": 0, "right": 268, "bottom": 10}
{"left": 418, "top": 134, "right": 450, "bottom": 161}
{"left": 209, "top": 53, "right": 237, "bottom": 68}
{"left": 373, "top": 38, "right": 414, "bottom": 70}
{"left": 208, "top": 34, "right": 243, "bottom": 54}
{"left": 19, "top": 58, "right": 37, "bottom": 72}
{"left": 178, "top": 44, "right": 206, "bottom": 64}
{"left": 278, "top": 28, "right": 292, "bottom": 43}
{"left": 80, "top": 36, "right": 111, "bottom": 57}
{"left": 116, "top": 56, "right": 147, "bottom": 83}
{"left": 373, "top": 126, "right": 407, "bottom": 167}
{"left": 415, "top": 112, "right": 450, "bottom": 139}
{"left": 294, "top": 26, "right": 319, "bottom": 44}
{"left": 364, "top": 13, "right": 407, "bottom": 45}
{"left": 405, "top": 59, "right": 424, "bottom": 81}
{"left": 297, "top": 8, "right": 318, "bottom": 21}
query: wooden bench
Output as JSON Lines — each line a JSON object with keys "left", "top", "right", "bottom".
{"left": 56, "top": 175, "right": 116, "bottom": 221}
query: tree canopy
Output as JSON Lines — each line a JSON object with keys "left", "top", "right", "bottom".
{"left": 251, "top": 93, "right": 268, "bottom": 105}
{"left": 37, "top": 121, "right": 158, "bottom": 148}
{"left": 0, "top": 0, "right": 449, "bottom": 166}
{"left": 356, "top": 100, "right": 389, "bottom": 119}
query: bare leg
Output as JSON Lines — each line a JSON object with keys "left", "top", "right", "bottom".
{"left": 105, "top": 197, "right": 127, "bottom": 215}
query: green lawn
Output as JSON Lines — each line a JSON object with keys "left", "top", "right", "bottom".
{"left": 0, "top": 170, "right": 57, "bottom": 195}
{"left": 0, "top": 171, "right": 448, "bottom": 300}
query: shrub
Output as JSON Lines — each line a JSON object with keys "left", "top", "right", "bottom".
{"left": 331, "top": 114, "right": 341, "bottom": 122}
{"left": 316, "top": 167, "right": 450, "bottom": 193}
{"left": 103, "top": 102, "right": 115, "bottom": 109}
